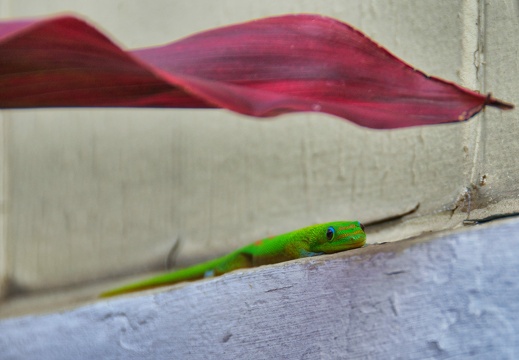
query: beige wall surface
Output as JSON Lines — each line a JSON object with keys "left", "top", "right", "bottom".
{"left": 0, "top": 0, "right": 517, "bottom": 298}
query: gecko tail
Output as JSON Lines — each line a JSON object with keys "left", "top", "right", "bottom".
{"left": 99, "top": 254, "right": 240, "bottom": 298}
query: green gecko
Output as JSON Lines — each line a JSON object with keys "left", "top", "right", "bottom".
{"left": 100, "top": 221, "right": 366, "bottom": 297}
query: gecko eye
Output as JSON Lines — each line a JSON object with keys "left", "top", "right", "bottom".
{"left": 326, "top": 227, "right": 335, "bottom": 240}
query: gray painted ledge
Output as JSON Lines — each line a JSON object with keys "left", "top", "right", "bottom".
{"left": 1, "top": 219, "right": 519, "bottom": 360}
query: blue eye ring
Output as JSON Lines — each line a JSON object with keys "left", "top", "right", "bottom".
{"left": 326, "top": 226, "right": 335, "bottom": 240}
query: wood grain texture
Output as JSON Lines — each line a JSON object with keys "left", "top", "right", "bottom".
{"left": 1, "top": 218, "right": 519, "bottom": 359}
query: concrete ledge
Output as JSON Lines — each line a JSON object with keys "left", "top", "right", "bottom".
{"left": 1, "top": 219, "right": 519, "bottom": 359}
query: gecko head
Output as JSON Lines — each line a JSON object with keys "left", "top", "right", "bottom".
{"left": 308, "top": 221, "right": 366, "bottom": 254}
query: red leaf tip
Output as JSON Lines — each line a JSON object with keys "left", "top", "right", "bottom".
{"left": 485, "top": 94, "right": 514, "bottom": 110}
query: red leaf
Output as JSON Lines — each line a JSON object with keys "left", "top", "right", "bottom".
{"left": 0, "top": 14, "right": 512, "bottom": 128}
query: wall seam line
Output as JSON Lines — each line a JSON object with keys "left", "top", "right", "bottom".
{"left": 459, "top": 0, "right": 485, "bottom": 216}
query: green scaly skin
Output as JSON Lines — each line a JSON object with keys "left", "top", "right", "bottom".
{"left": 100, "top": 221, "right": 366, "bottom": 297}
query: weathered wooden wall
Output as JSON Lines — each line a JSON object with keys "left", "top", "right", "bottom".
{"left": 0, "top": 4, "right": 518, "bottom": 359}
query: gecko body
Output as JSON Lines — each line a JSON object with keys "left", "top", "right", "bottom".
{"left": 101, "top": 221, "right": 365, "bottom": 297}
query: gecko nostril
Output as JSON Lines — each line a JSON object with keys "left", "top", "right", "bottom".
{"left": 359, "top": 222, "right": 365, "bottom": 232}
